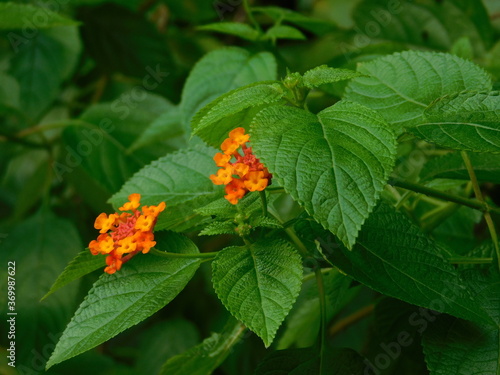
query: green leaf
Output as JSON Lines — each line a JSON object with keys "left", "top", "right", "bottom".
{"left": 128, "top": 105, "right": 185, "bottom": 152}
{"left": 344, "top": 51, "right": 492, "bottom": 131}
{"left": 212, "top": 239, "right": 303, "bottom": 347}
{"left": 302, "top": 65, "right": 362, "bottom": 89}
{"left": 421, "top": 152, "right": 500, "bottom": 183}
{"left": 411, "top": 91, "right": 500, "bottom": 153}
{"left": 329, "top": 203, "right": 493, "bottom": 326}
{"left": 0, "top": 209, "right": 82, "bottom": 366}
{"left": 191, "top": 81, "right": 285, "bottom": 147}
{"left": 422, "top": 270, "right": 500, "bottom": 375}
{"left": 353, "top": 0, "right": 493, "bottom": 54}
{"left": 264, "top": 25, "right": 306, "bottom": 40}
{"left": 109, "top": 145, "right": 222, "bottom": 232}
{"left": 46, "top": 232, "right": 201, "bottom": 369}
{"left": 199, "top": 221, "right": 236, "bottom": 236}
{"left": 8, "top": 26, "right": 81, "bottom": 122}
{"left": 251, "top": 101, "right": 396, "bottom": 249}
{"left": 0, "top": 3, "right": 79, "bottom": 29}
{"left": 160, "top": 318, "right": 246, "bottom": 375}
{"left": 41, "top": 251, "right": 106, "bottom": 301}
{"left": 180, "top": 47, "right": 277, "bottom": 129}
{"left": 198, "top": 22, "right": 260, "bottom": 41}
{"left": 255, "top": 347, "right": 365, "bottom": 374}
{"left": 253, "top": 6, "right": 334, "bottom": 35}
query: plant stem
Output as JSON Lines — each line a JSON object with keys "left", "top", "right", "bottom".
{"left": 243, "top": 0, "right": 260, "bottom": 31}
{"left": 329, "top": 304, "right": 375, "bottom": 337}
{"left": 150, "top": 248, "right": 217, "bottom": 259}
{"left": 259, "top": 190, "right": 268, "bottom": 217}
{"left": 284, "top": 227, "right": 309, "bottom": 257}
{"left": 389, "top": 178, "right": 500, "bottom": 214}
{"left": 315, "top": 267, "right": 327, "bottom": 375}
{"left": 461, "top": 151, "right": 500, "bottom": 270}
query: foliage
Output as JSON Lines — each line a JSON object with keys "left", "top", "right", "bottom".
{"left": 1, "top": 1, "right": 500, "bottom": 374}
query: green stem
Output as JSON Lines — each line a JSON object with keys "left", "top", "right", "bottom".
{"left": 259, "top": 190, "right": 268, "bottom": 217}
{"left": 303, "top": 267, "right": 333, "bottom": 283}
{"left": 243, "top": 0, "right": 260, "bottom": 31}
{"left": 151, "top": 248, "right": 217, "bottom": 259}
{"left": 315, "top": 267, "right": 327, "bottom": 375}
{"left": 461, "top": 151, "right": 500, "bottom": 270}
{"left": 389, "top": 178, "right": 500, "bottom": 214}
{"left": 284, "top": 227, "right": 309, "bottom": 257}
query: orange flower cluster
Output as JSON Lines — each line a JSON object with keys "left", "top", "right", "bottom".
{"left": 89, "top": 193, "right": 166, "bottom": 274}
{"left": 210, "top": 127, "right": 271, "bottom": 204}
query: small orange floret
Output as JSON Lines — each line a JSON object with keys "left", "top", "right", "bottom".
{"left": 88, "top": 193, "right": 165, "bottom": 274}
{"left": 119, "top": 193, "right": 141, "bottom": 211}
{"left": 229, "top": 127, "right": 250, "bottom": 145}
{"left": 244, "top": 171, "right": 269, "bottom": 192}
{"left": 221, "top": 138, "right": 239, "bottom": 155}
{"left": 214, "top": 152, "right": 231, "bottom": 167}
{"left": 210, "top": 128, "right": 271, "bottom": 204}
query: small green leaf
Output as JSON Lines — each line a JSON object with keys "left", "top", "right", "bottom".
{"left": 251, "top": 101, "right": 396, "bottom": 249}
{"left": 0, "top": 3, "right": 79, "bottom": 29}
{"left": 199, "top": 221, "right": 235, "bottom": 236}
{"left": 302, "top": 66, "right": 362, "bottom": 89}
{"left": 46, "top": 232, "right": 201, "bottom": 369}
{"left": 344, "top": 51, "right": 492, "bottom": 131}
{"left": 198, "top": 22, "right": 260, "bottom": 41}
{"left": 253, "top": 6, "right": 333, "bottom": 35}
{"left": 109, "top": 145, "right": 221, "bottom": 232}
{"left": 160, "top": 318, "right": 246, "bottom": 375}
{"left": 421, "top": 152, "right": 500, "bottom": 183}
{"left": 180, "top": 47, "right": 277, "bottom": 129}
{"left": 42, "top": 251, "right": 106, "bottom": 301}
{"left": 411, "top": 91, "right": 500, "bottom": 153}
{"left": 192, "top": 81, "right": 285, "bottom": 147}
{"left": 329, "top": 203, "right": 494, "bottom": 326}
{"left": 0, "top": 73, "right": 20, "bottom": 112}
{"left": 212, "top": 239, "right": 303, "bottom": 347}
{"left": 264, "top": 25, "right": 306, "bottom": 40}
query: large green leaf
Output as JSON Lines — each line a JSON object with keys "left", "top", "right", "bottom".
{"left": 329, "top": 203, "right": 493, "bottom": 326}
{"left": 8, "top": 26, "right": 81, "bottom": 122}
{"left": 0, "top": 3, "right": 79, "bottom": 29}
{"left": 180, "top": 47, "right": 277, "bottom": 130}
{"left": 212, "top": 239, "right": 303, "bottom": 347}
{"left": 353, "top": 0, "right": 493, "bottom": 54}
{"left": 411, "top": 91, "right": 500, "bottom": 153}
{"left": 191, "top": 81, "right": 285, "bottom": 147}
{"left": 46, "top": 232, "right": 201, "bottom": 369}
{"left": 344, "top": 51, "right": 492, "bottom": 131}
{"left": 422, "top": 270, "right": 500, "bottom": 375}
{"left": 109, "top": 145, "right": 221, "bottom": 232}
{"left": 420, "top": 152, "right": 500, "bottom": 183}
{"left": 251, "top": 101, "right": 396, "bottom": 248}
{"left": 0, "top": 209, "right": 81, "bottom": 368}
{"left": 42, "top": 251, "right": 106, "bottom": 301}
{"left": 160, "top": 318, "right": 246, "bottom": 375}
